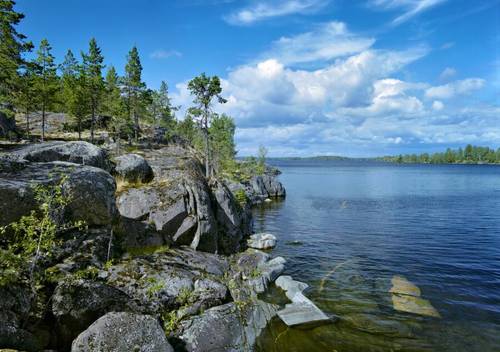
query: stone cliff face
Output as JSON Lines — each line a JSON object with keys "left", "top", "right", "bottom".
{"left": 0, "top": 141, "right": 286, "bottom": 352}
{"left": 116, "top": 145, "right": 253, "bottom": 255}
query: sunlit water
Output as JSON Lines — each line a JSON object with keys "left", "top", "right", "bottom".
{"left": 253, "top": 160, "right": 500, "bottom": 352}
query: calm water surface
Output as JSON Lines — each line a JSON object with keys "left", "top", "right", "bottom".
{"left": 253, "top": 160, "right": 500, "bottom": 352}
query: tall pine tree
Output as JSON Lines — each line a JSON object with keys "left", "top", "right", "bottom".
{"left": 187, "top": 73, "right": 227, "bottom": 178}
{"left": 124, "top": 46, "right": 144, "bottom": 143}
{"left": 0, "top": 0, "right": 32, "bottom": 116}
{"left": 82, "top": 38, "right": 104, "bottom": 143}
{"left": 34, "top": 38, "right": 58, "bottom": 141}
{"left": 104, "top": 65, "right": 128, "bottom": 149}
{"left": 12, "top": 60, "right": 37, "bottom": 138}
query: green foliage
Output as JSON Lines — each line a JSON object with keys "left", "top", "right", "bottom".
{"left": 161, "top": 310, "right": 181, "bottom": 335}
{"left": 209, "top": 113, "right": 237, "bottom": 174}
{"left": 125, "top": 245, "right": 171, "bottom": 257}
{"left": 249, "top": 267, "right": 261, "bottom": 279}
{"left": 381, "top": 144, "right": 500, "bottom": 164}
{"left": 34, "top": 38, "right": 59, "bottom": 141}
{"left": 124, "top": 46, "right": 145, "bottom": 142}
{"left": 145, "top": 277, "right": 166, "bottom": 299}
{"left": 0, "top": 0, "right": 33, "bottom": 116}
{"left": 0, "top": 174, "right": 85, "bottom": 288}
{"left": 187, "top": 73, "right": 227, "bottom": 178}
{"left": 73, "top": 265, "right": 99, "bottom": 281}
{"left": 234, "top": 189, "right": 248, "bottom": 207}
{"left": 176, "top": 286, "right": 194, "bottom": 306}
{"left": 82, "top": 38, "right": 105, "bottom": 142}
{"left": 257, "top": 145, "right": 268, "bottom": 175}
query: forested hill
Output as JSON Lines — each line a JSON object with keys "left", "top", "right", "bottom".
{"left": 379, "top": 145, "right": 500, "bottom": 164}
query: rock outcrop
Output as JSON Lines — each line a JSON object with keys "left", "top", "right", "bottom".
{"left": 0, "top": 141, "right": 286, "bottom": 352}
{"left": 226, "top": 173, "right": 286, "bottom": 206}
{"left": 247, "top": 233, "right": 277, "bottom": 250}
{"left": 71, "top": 312, "right": 174, "bottom": 352}
{"left": 10, "top": 141, "right": 112, "bottom": 171}
{"left": 116, "top": 145, "right": 252, "bottom": 254}
{"left": 113, "top": 153, "right": 154, "bottom": 183}
{"left": 0, "top": 159, "right": 117, "bottom": 229}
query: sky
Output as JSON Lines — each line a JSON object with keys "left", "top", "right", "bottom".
{"left": 16, "top": 0, "right": 500, "bottom": 157}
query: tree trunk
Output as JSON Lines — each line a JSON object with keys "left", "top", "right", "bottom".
{"left": 78, "top": 118, "right": 81, "bottom": 140}
{"left": 25, "top": 108, "right": 30, "bottom": 139}
{"left": 41, "top": 103, "right": 45, "bottom": 142}
{"left": 90, "top": 103, "right": 95, "bottom": 143}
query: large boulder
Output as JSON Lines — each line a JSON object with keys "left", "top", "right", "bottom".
{"left": 0, "top": 285, "right": 49, "bottom": 352}
{"left": 179, "top": 301, "right": 277, "bottom": 352}
{"left": 52, "top": 279, "right": 138, "bottom": 349}
{"left": 0, "top": 159, "right": 117, "bottom": 228}
{"left": 11, "top": 141, "right": 112, "bottom": 171}
{"left": 71, "top": 312, "right": 173, "bottom": 352}
{"left": 113, "top": 153, "right": 154, "bottom": 183}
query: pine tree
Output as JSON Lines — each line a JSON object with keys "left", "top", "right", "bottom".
{"left": 34, "top": 39, "right": 58, "bottom": 141}
{"left": 187, "top": 73, "right": 227, "bottom": 178}
{"left": 82, "top": 38, "right": 104, "bottom": 143}
{"left": 60, "top": 49, "right": 88, "bottom": 140}
{"left": 0, "top": 0, "right": 32, "bottom": 116}
{"left": 104, "top": 65, "right": 128, "bottom": 149}
{"left": 124, "top": 46, "right": 145, "bottom": 142}
{"left": 209, "top": 113, "right": 236, "bottom": 173}
{"left": 12, "top": 60, "right": 37, "bottom": 138}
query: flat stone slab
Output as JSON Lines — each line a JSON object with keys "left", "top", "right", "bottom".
{"left": 392, "top": 294, "right": 441, "bottom": 318}
{"left": 247, "top": 233, "right": 277, "bottom": 249}
{"left": 275, "top": 275, "right": 332, "bottom": 328}
{"left": 277, "top": 299, "right": 331, "bottom": 328}
{"left": 389, "top": 275, "right": 440, "bottom": 318}
{"left": 389, "top": 275, "right": 421, "bottom": 296}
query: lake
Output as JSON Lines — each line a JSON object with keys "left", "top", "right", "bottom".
{"left": 253, "top": 160, "right": 500, "bottom": 352}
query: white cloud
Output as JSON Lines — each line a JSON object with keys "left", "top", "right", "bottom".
{"left": 262, "top": 21, "right": 376, "bottom": 65}
{"left": 369, "top": 0, "right": 448, "bottom": 25}
{"left": 149, "top": 49, "right": 182, "bottom": 59}
{"left": 225, "top": 0, "right": 329, "bottom": 25}
{"left": 171, "top": 20, "right": 497, "bottom": 156}
{"left": 432, "top": 100, "right": 444, "bottom": 110}
{"left": 439, "top": 67, "right": 456, "bottom": 81}
{"left": 425, "top": 78, "right": 485, "bottom": 99}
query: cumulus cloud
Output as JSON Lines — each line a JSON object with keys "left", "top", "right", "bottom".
{"left": 171, "top": 20, "right": 496, "bottom": 156}
{"left": 225, "top": 0, "right": 329, "bottom": 25}
{"left": 432, "top": 100, "right": 444, "bottom": 110}
{"left": 425, "top": 78, "right": 485, "bottom": 99}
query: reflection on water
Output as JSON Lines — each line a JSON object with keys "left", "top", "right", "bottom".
{"left": 253, "top": 160, "right": 500, "bottom": 352}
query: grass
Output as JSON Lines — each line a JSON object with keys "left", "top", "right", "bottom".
{"left": 126, "top": 245, "right": 171, "bottom": 257}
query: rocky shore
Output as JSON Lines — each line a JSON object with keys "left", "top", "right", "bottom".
{"left": 0, "top": 141, "right": 287, "bottom": 351}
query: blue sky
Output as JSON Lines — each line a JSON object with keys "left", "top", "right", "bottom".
{"left": 16, "top": 0, "right": 500, "bottom": 156}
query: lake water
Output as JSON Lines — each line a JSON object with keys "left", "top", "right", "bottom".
{"left": 253, "top": 160, "right": 500, "bottom": 352}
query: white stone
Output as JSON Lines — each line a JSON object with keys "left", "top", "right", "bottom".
{"left": 275, "top": 275, "right": 332, "bottom": 328}
{"left": 247, "top": 233, "right": 277, "bottom": 249}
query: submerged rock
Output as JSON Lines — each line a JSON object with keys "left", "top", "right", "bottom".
{"left": 247, "top": 233, "right": 277, "bottom": 249}
{"left": 113, "top": 153, "right": 154, "bottom": 183}
{"left": 71, "top": 312, "right": 173, "bottom": 352}
{"left": 389, "top": 275, "right": 440, "bottom": 318}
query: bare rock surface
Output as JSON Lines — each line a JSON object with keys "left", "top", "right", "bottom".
{"left": 71, "top": 312, "right": 173, "bottom": 352}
